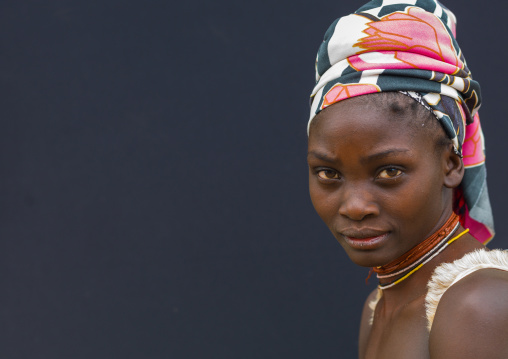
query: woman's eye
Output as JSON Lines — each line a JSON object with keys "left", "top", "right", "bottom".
{"left": 377, "top": 168, "right": 402, "bottom": 179}
{"left": 317, "top": 169, "right": 339, "bottom": 180}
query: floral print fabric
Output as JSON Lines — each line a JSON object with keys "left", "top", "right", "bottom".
{"left": 308, "top": 0, "right": 493, "bottom": 243}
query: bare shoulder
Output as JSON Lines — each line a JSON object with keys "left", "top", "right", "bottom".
{"left": 429, "top": 268, "right": 508, "bottom": 359}
{"left": 358, "top": 288, "right": 379, "bottom": 359}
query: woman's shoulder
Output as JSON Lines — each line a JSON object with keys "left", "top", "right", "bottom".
{"left": 428, "top": 249, "right": 508, "bottom": 358}
{"left": 426, "top": 249, "right": 508, "bottom": 328}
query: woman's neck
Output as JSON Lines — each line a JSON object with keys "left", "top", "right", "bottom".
{"left": 379, "top": 228, "right": 485, "bottom": 306}
{"left": 375, "top": 213, "right": 461, "bottom": 289}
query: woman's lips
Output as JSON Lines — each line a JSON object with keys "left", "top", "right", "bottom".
{"left": 341, "top": 232, "right": 390, "bottom": 250}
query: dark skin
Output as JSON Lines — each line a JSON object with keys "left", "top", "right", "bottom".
{"left": 307, "top": 94, "right": 508, "bottom": 358}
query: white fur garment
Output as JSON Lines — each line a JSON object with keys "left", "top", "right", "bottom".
{"left": 367, "top": 249, "right": 508, "bottom": 330}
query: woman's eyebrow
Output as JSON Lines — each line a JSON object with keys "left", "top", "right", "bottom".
{"left": 307, "top": 151, "right": 337, "bottom": 163}
{"left": 362, "top": 148, "right": 410, "bottom": 164}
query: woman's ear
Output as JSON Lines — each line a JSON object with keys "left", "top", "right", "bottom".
{"left": 443, "top": 144, "right": 464, "bottom": 188}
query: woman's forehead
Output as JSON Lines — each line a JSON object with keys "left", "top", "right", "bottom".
{"left": 310, "top": 93, "right": 442, "bottom": 142}
{"left": 308, "top": 95, "right": 442, "bottom": 156}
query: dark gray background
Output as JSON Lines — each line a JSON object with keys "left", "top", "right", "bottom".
{"left": 1, "top": 1, "right": 507, "bottom": 358}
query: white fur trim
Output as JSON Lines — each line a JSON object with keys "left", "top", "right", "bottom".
{"left": 425, "top": 249, "right": 508, "bottom": 331}
{"left": 368, "top": 288, "right": 383, "bottom": 325}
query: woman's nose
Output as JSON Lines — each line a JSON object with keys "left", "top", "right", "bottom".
{"left": 338, "top": 185, "right": 379, "bottom": 221}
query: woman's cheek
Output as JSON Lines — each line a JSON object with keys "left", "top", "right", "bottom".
{"left": 310, "top": 187, "right": 338, "bottom": 224}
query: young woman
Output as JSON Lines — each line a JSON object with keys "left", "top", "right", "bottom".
{"left": 307, "top": 1, "right": 508, "bottom": 358}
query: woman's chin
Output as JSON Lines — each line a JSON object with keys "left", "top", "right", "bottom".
{"left": 336, "top": 233, "right": 406, "bottom": 267}
{"left": 341, "top": 246, "right": 394, "bottom": 268}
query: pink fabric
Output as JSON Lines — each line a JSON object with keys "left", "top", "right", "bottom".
{"left": 462, "top": 113, "right": 486, "bottom": 168}
{"left": 354, "top": 7, "right": 462, "bottom": 68}
{"left": 322, "top": 83, "right": 380, "bottom": 110}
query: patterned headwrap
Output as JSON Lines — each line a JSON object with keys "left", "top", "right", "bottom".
{"left": 308, "top": 0, "right": 494, "bottom": 243}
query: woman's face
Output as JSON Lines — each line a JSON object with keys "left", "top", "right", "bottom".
{"left": 307, "top": 95, "right": 456, "bottom": 267}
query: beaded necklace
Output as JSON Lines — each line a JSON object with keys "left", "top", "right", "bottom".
{"left": 374, "top": 213, "right": 469, "bottom": 290}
